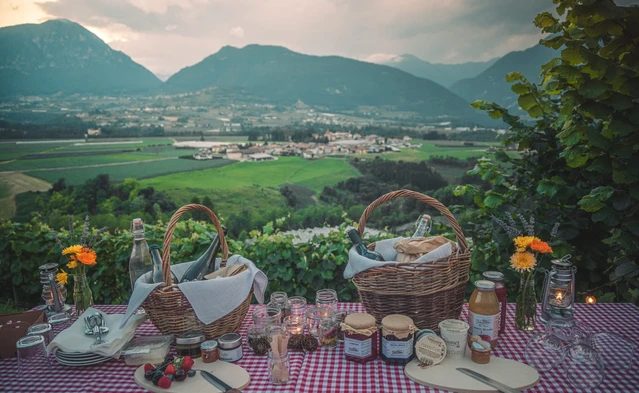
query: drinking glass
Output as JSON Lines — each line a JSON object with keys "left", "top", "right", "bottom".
{"left": 315, "top": 289, "right": 338, "bottom": 310}
{"left": 27, "top": 323, "right": 54, "bottom": 346}
{"left": 560, "top": 343, "right": 605, "bottom": 390}
{"left": 48, "top": 312, "right": 72, "bottom": 332}
{"left": 16, "top": 335, "right": 50, "bottom": 378}
{"left": 524, "top": 331, "right": 565, "bottom": 372}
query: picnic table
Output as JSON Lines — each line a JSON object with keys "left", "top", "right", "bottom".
{"left": 1, "top": 302, "right": 638, "bottom": 393}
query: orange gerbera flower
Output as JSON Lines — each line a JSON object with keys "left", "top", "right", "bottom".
{"left": 530, "top": 239, "right": 553, "bottom": 254}
{"left": 76, "top": 248, "right": 97, "bottom": 265}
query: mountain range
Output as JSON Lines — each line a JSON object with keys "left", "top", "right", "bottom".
{"left": 0, "top": 19, "right": 561, "bottom": 122}
{"left": 379, "top": 54, "right": 498, "bottom": 88}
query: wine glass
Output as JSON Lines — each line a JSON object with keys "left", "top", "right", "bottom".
{"left": 588, "top": 331, "right": 637, "bottom": 371}
{"left": 560, "top": 343, "right": 605, "bottom": 390}
{"left": 524, "top": 331, "right": 565, "bottom": 372}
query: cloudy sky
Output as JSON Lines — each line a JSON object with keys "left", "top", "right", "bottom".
{"left": 0, "top": 0, "right": 559, "bottom": 76}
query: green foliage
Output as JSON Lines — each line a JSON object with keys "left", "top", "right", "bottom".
{"left": 0, "top": 217, "right": 379, "bottom": 308}
{"left": 462, "top": 0, "right": 639, "bottom": 304}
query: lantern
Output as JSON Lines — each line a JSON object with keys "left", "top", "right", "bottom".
{"left": 540, "top": 255, "right": 577, "bottom": 327}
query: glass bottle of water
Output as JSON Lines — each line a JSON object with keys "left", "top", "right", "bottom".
{"left": 412, "top": 214, "right": 432, "bottom": 238}
{"left": 129, "top": 218, "right": 152, "bottom": 290}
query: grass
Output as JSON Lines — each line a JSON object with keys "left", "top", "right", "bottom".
{"left": 0, "top": 182, "right": 10, "bottom": 199}
{"left": 0, "top": 142, "right": 71, "bottom": 161}
{"left": 0, "top": 153, "right": 163, "bottom": 171}
{"left": 0, "top": 300, "right": 25, "bottom": 315}
{"left": 0, "top": 173, "right": 51, "bottom": 219}
{"left": 140, "top": 157, "right": 360, "bottom": 193}
{"left": 26, "top": 158, "right": 233, "bottom": 185}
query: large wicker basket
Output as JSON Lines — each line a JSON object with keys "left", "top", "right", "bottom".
{"left": 143, "top": 204, "right": 253, "bottom": 339}
{"left": 352, "top": 190, "right": 471, "bottom": 331}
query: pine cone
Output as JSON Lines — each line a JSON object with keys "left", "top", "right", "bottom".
{"left": 288, "top": 334, "right": 304, "bottom": 351}
{"left": 251, "top": 337, "right": 270, "bottom": 356}
{"left": 302, "top": 335, "right": 319, "bottom": 352}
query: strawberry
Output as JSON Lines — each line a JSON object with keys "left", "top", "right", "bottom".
{"left": 181, "top": 356, "right": 194, "bottom": 371}
{"left": 144, "top": 363, "right": 155, "bottom": 373}
{"left": 164, "top": 364, "right": 176, "bottom": 376}
{"left": 158, "top": 375, "right": 172, "bottom": 389}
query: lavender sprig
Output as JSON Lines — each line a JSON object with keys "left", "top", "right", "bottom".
{"left": 88, "top": 226, "right": 109, "bottom": 248}
{"left": 516, "top": 213, "right": 535, "bottom": 236}
{"left": 491, "top": 215, "right": 520, "bottom": 237}
{"left": 506, "top": 214, "right": 520, "bottom": 235}
{"left": 80, "top": 215, "right": 90, "bottom": 246}
{"left": 550, "top": 222, "right": 560, "bottom": 238}
{"left": 52, "top": 232, "right": 64, "bottom": 249}
{"left": 68, "top": 216, "right": 74, "bottom": 235}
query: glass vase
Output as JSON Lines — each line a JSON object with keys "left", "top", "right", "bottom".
{"left": 515, "top": 276, "right": 536, "bottom": 331}
{"left": 73, "top": 273, "right": 94, "bottom": 317}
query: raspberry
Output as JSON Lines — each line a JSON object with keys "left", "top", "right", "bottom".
{"left": 144, "top": 363, "right": 155, "bottom": 373}
{"left": 181, "top": 356, "right": 194, "bottom": 371}
{"left": 164, "top": 364, "right": 176, "bottom": 375}
{"left": 158, "top": 375, "right": 172, "bottom": 389}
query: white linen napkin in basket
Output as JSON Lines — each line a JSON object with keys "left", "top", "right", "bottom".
{"left": 47, "top": 307, "right": 147, "bottom": 357}
{"left": 343, "top": 237, "right": 454, "bottom": 279}
{"left": 121, "top": 254, "right": 267, "bottom": 328}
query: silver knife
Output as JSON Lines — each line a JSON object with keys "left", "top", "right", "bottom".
{"left": 456, "top": 368, "right": 520, "bottom": 393}
{"left": 200, "top": 369, "right": 242, "bottom": 393}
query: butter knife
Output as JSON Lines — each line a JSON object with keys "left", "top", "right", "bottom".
{"left": 200, "top": 369, "right": 242, "bottom": 393}
{"left": 456, "top": 368, "right": 520, "bottom": 393}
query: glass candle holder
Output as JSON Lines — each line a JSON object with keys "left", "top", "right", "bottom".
{"left": 284, "top": 296, "right": 307, "bottom": 318}
{"left": 315, "top": 289, "right": 338, "bottom": 310}
{"left": 283, "top": 316, "right": 305, "bottom": 336}
{"left": 247, "top": 324, "right": 268, "bottom": 354}
{"left": 319, "top": 315, "right": 340, "bottom": 349}
{"left": 268, "top": 350, "right": 290, "bottom": 384}
{"left": 306, "top": 306, "right": 333, "bottom": 338}
{"left": 269, "top": 292, "right": 288, "bottom": 311}
{"left": 252, "top": 305, "right": 282, "bottom": 328}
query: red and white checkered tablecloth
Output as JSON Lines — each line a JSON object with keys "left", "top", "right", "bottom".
{"left": 1, "top": 303, "right": 638, "bottom": 393}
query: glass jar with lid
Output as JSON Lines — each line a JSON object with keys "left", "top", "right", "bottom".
{"left": 342, "top": 312, "right": 378, "bottom": 363}
{"left": 175, "top": 331, "right": 205, "bottom": 358}
{"left": 380, "top": 314, "right": 416, "bottom": 365}
{"left": 218, "top": 332, "right": 243, "bottom": 362}
{"left": 468, "top": 280, "right": 500, "bottom": 348}
{"left": 483, "top": 271, "right": 507, "bottom": 339}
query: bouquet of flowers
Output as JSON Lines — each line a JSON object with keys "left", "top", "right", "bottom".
{"left": 493, "top": 214, "right": 558, "bottom": 330}
{"left": 52, "top": 216, "right": 108, "bottom": 316}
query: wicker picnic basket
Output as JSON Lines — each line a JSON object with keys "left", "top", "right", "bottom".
{"left": 143, "top": 204, "right": 253, "bottom": 339}
{"left": 352, "top": 190, "right": 471, "bottom": 331}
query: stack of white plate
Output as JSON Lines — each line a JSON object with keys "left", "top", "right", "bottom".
{"left": 54, "top": 349, "right": 111, "bottom": 367}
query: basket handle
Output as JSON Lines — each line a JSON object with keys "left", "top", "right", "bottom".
{"left": 357, "top": 189, "right": 468, "bottom": 252}
{"left": 161, "top": 204, "right": 229, "bottom": 285}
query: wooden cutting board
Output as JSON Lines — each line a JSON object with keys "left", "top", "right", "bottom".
{"left": 134, "top": 359, "right": 251, "bottom": 393}
{"left": 405, "top": 348, "right": 539, "bottom": 393}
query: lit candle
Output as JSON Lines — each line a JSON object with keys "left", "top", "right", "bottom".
{"left": 585, "top": 295, "right": 596, "bottom": 304}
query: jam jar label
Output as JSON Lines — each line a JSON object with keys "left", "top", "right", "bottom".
{"left": 344, "top": 337, "right": 372, "bottom": 358}
{"left": 381, "top": 336, "right": 414, "bottom": 359}
{"left": 220, "top": 346, "right": 243, "bottom": 362}
{"left": 468, "top": 311, "right": 499, "bottom": 341}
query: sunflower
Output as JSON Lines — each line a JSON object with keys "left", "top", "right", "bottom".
{"left": 510, "top": 252, "right": 536, "bottom": 272}
{"left": 62, "top": 245, "right": 83, "bottom": 255}
{"left": 513, "top": 236, "right": 541, "bottom": 253}
{"left": 530, "top": 239, "right": 553, "bottom": 254}
{"left": 56, "top": 270, "right": 68, "bottom": 286}
{"left": 76, "top": 248, "right": 97, "bottom": 266}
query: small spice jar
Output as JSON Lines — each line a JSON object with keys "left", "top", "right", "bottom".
{"left": 218, "top": 332, "right": 243, "bottom": 362}
{"left": 470, "top": 338, "right": 492, "bottom": 364}
{"left": 175, "top": 331, "right": 205, "bottom": 358}
{"left": 380, "top": 314, "right": 416, "bottom": 365}
{"left": 201, "top": 340, "right": 219, "bottom": 363}
{"left": 342, "top": 312, "right": 378, "bottom": 364}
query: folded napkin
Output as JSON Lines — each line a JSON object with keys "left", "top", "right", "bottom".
{"left": 47, "top": 307, "right": 147, "bottom": 357}
{"left": 121, "top": 254, "right": 267, "bottom": 328}
{"left": 343, "top": 237, "right": 455, "bottom": 279}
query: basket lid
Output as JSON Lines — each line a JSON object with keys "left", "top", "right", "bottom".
{"left": 344, "top": 313, "right": 376, "bottom": 329}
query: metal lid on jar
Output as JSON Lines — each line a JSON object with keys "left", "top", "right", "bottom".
{"left": 175, "top": 331, "right": 206, "bottom": 345}
{"left": 344, "top": 313, "right": 376, "bottom": 329}
{"left": 201, "top": 340, "right": 219, "bottom": 351}
{"left": 218, "top": 332, "right": 242, "bottom": 349}
{"left": 482, "top": 271, "right": 504, "bottom": 281}
{"left": 474, "top": 280, "right": 496, "bottom": 290}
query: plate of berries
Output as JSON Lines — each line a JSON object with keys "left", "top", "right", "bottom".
{"left": 134, "top": 355, "right": 250, "bottom": 392}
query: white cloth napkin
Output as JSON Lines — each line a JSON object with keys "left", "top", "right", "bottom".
{"left": 343, "top": 237, "right": 454, "bottom": 279}
{"left": 121, "top": 255, "right": 267, "bottom": 328}
{"left": 47, "top": 307, "right": 147, "bottom": 357}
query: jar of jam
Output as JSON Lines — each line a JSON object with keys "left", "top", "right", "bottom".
{"left": 380, "top": 314, "right": 416, "bottom": 365}
{"left": 175, "top": 331, "right": 205, "bottom": 358}
{"left": 342, "top": 313, "right": 378, "bottom": 363}
{"left": 218, "top": 333, "right": 243, "bottom": 362}
{"left": 201, "top": 340, "right": 219, "bottom": 363}
{"left": 483, "top": 271, "right": 507, "bottom": 339}
{"left": 467, "top": 280, "right": 500, "bottom": 348}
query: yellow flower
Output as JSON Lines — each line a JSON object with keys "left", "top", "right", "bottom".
{"left": 513, "top": 236, "right": 540, "bottom": 253}
{"left": 62, "top": 245, "right": 83, "bottom": 255}
{"left": 56, "top": 270, "right": 68, "bottom": 286}
{"left": 66, "top": 257, "right": 78, "bottom": 269}
{"left": 510, "top": 252, "right": 537, "bottom": 272}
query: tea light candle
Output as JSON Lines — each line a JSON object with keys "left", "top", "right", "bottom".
{"left": 284, "top": 316, "right": 304, "bottom": 335}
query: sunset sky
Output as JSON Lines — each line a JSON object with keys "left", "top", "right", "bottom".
{"left": 0, "top": 0, "right": 588, "bottom": 76}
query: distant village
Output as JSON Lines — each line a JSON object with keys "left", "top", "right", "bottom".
{"left": 177, "top": 131, "right": 421, "bottom": 162}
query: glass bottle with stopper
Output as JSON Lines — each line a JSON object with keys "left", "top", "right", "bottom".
{"left": 129, "top": 218, "right": 152, "bottom": 290}
{"left": 412, "top": 214, "right": 432, "bottom": 238}
{"left": 540, "top": 255, "right": 577, "bottom": 329}
{"left": 149, "top": 244, "right": 179, "bottom": 285}
{"left": 180, "top": 227, "right": 228, "bottom": 283}
{"left": 347, "top": 229, "right": 384, "bottom": 261}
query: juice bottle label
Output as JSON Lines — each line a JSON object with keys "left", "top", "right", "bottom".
{"left": 468, "top": 311, "right": 499, "bottom": 341}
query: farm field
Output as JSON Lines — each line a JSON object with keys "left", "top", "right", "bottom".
{"left": 357, "top": 142, "right": 498, "bottom": 162}
{"left": 27, "top": 158, "right": 233, "bottom": 185}
{"left": 0, "top": 173, "right": 51, "bottom": 219}
{"left": 140, "top": 157, "right": 361, "bottom": 193}
{"left": 0, "top": 153, "right": 161, "bottom": 171}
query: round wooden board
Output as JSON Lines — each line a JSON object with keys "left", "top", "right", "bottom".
{"left": 134, "top": 359, "right": 251, "bottom": 393}
{"left": 405, "top": 348, "right": 539, "bottom": 393}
